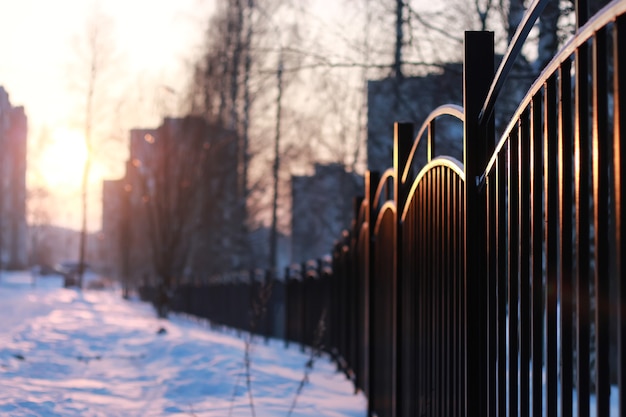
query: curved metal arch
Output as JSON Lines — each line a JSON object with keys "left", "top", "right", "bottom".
{"left": 356, "top": 199, "right": 368, "bottom": 228}
{"left": 478, "top": 0, "right": 550, "bottom": 127}
{"left": 373, "top": 201, "right": 397, "bottom": 236}
{"left": 358, "top": 221, "right": 369, "bottom": 244}
{"left": 357, "top": 221, "right": 370, "bottom": 262}
{"left": 401, "top": 104, "right": 465, "bottom": 184}
{"left": 481, "top": 0, "right": 626, "bottom": 181}
{"left": 401, "top": 156, "right": 465, "bottom": 222}
{"left": 372, "top": 168, "right": 395, "bottom": 211}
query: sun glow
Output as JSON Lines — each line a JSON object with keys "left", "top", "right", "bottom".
{"left": 30, "top": 126, "right": 117, "bottom": 231}
{"left": 39, "top": 128, "right": 89, "bottom": 188}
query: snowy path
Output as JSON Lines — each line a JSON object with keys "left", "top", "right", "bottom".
{"left": 0, "top": 272, "right": 366, "bottom": 417}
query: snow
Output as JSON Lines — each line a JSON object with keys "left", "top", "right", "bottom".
{"left": 0, "top": 271, "right": 367, "bottom": 417}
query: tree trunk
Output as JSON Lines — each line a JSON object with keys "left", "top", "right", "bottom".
{"left": 537, "top": 0, "right": 560, "bottom": 71}
{"left": 394, "top": 0, "right": 404, "bottom": 79}
{"left": 269, "top": 54, "right": 284, "bottom": 277}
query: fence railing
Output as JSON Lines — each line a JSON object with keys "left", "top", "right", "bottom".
{"left": 138, "top": 0, "right": 626, "bottom": 415}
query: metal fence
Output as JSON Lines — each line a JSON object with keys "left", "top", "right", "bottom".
{"left": 138, "top": 0, "right": 626, "bottom": 415}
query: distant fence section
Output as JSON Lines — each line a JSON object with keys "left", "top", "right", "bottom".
{"left": 139, "top": 0, "right": 626, "bottom": 415}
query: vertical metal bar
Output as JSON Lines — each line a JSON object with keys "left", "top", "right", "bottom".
{"left": 458, "top": 174, "right": 463, "bottom": 417}
{"left": 434, "top": 166, "right": 439, "bottom": 416}
{"left": 436, "top": 166, "right": 442, "bottom": 416}
{"left": 397, "top": 205, "right": 406, "bottom": 415}
{"left": 509, "top": 126, "right": 520, "bottom": 417}
{"left": 433, "top": 168, "right": 438, "bottom": 413}
{"left": 530, "top": 92, "right": 543, "bottom": 417}
{"left": 438, "top": 166, "right": 444, "bottom": 416}
{"left": 450, "top": 171, "right": 457, "bottom": 416}
{"left": 428, "top": 173, "right": 433, "bottom": 416}
{"left": 575, "top": 36, "right": 591, "bottom": 417}
{"left": 419, "top": 172, "right": 424, "bottom": 414}
{"left": 428, "top": 121, "right": 436, "bottom": 163}
{"left": 411, "top": 183, "right": 417, "bottom": 415}
{"left": 394, "top": 123, "right": 412, "bottom": 417}
{"left": 413, "top": 194, "right": 419, "bottom": 416}
{"left": 400, "top": 200, "right": 410, "bottom": 416}
{"left": 390, "top": 207, "right": 398, "bottom": 417}
{"left": 613, "top": 14, "right": 626, "bottom": 417}
{"left": 448, "top": 169, "right": 454, "bottom": 416}
{"left": 360, "top": 175, "right": 368, "bottom": 398}
{"left": 592, "top": 28, "right": 610, "bottom": 417}
{"left": 452, "top": 172, "right": 456, "bottom": 417}
{"left": 429, "top": 171, "right": 435, "bottom": 417}
{"left": 442, "top": 166, "right": 447, "bottom": 414}
{"left": 395, "top": 123, "right": 413, "bottom": 216}
{"left": 519, "top": 108, "right": 531, "bottom": 417}
{"left": 355, "top": 199, "right": 364, "bottom": 393}
{"left": 434, "top": 166, "right": 440, "bottom": 415}
{"left": 559, "top": 57, "right": 574, "bottom": 417}
{"left": 419, "top": 179, "right": 426, "bottom": 416}
{"left": 416, "top": 180, "right": 422, "bottom": 415}
{"left": 300, "top": 262, "right": 307, "bottom": 348}
{"left": 430, "top": 167, "right": 436, "bottom": 416}
{"left": 442, "top": 167, "right": 448, "bottom": 415}
{"left": 367, "top": 171, "right": 379, "bottom": 414}
{"left": 459, "top": 173, "right": 466, "bottom": 417}
{"left": 445, "top": 168, "right": 451, "bottom": 417}
{"left": 432, "top": 169, "right": 437, "bottom": 415}
{"left": 426, "top": 177, "right": 431, "bottom": 416}
{"left": 285, "top": 267, "right": 292, "bottom": 345}
{"left": 426, "top": 171, "right": 432, "bottom": 415}
{"left": 464, "top": 31, "right": 493, "bottom": 417}
{"left": 544, "top": 73, "right": 558, "bottom": 417}
{"left": 497, "top": 151, "right": 507, "bottom": 417}
{"left": 456, "top": 174, "right": 463, "bottom": 417}
{"left": 369, "top": 227, "right": 377, "bottom": 417}
{"left": 422, "top": 172, "right": 428, "bottom": 415}
{"left": 488, "top": 170, "right": 497, "bottom": 417}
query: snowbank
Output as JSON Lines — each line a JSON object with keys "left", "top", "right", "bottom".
{"left": 0, "top": 272, "right": 366, "bottom": 416}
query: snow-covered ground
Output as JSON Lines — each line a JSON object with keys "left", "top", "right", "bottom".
{"left": 0, "top": 271, "right": 367, "bottom": 417}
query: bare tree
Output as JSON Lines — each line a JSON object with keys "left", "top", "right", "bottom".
{"left": 69, "top": 6, "right": 120, "bottom": 288}
{"left": 190, "top": 0, "right": 268, "bottom": 268}
{"left": 26, "top": 187, "right": 54, "bottom": 268}
{"left": 128, "top": 117, "right": 237, "bottom": 317}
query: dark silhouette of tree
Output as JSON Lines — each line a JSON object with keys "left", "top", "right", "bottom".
{"left": 129, "top": 117, "right": 237, "bottom": 317}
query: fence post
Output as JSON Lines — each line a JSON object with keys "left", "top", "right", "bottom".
{"left": 366, "top": 170, "right": 379, "bottom": 414}
{"left": 463, "top": 31, "right": 494, "bottom": 417}
{"left": 284, "top": 266, "right": 291, "bottom": 348}
{"left": 394, "top": 122, "right": 413, "bottom": 416}
{"left": 614, "top": 13, "right": 626, "bottom": 415}
{"left": 365, "top": 170, "right": 378, "bottom": 402}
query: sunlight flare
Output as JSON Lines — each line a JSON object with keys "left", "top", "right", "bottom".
{"left": 39, "top": 127, "right": 88, "bottom": 188}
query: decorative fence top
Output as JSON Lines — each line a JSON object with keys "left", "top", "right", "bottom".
{"left": 142, "top": 1, "right": 626, "bottom": 416}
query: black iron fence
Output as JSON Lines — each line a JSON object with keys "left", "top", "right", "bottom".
{"left": 138, "top": 0, "right": 626, "bottom": 415}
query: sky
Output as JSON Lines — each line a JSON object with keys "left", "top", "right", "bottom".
{"left": 0, "top": 0, "right": 356, "bottom": 233}
{"left": 0, "top": 271, "right": 367, "bottom": 416}
{"left": 0, "top": 0, "right": 213, "bottom": 231}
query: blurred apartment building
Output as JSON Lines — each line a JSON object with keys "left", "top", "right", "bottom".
{"left": 291, "top": 163, "right": 362, "bottom": 264}
{"left": 102, "top": 117, "right": 246, "bottom": 288}
{"left": 0, "top": 86, "right": 27, "bottom": 269}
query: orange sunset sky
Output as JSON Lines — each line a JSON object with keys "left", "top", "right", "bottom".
{"left": 0, "top": 0, "right": 213, "bottom": 231}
